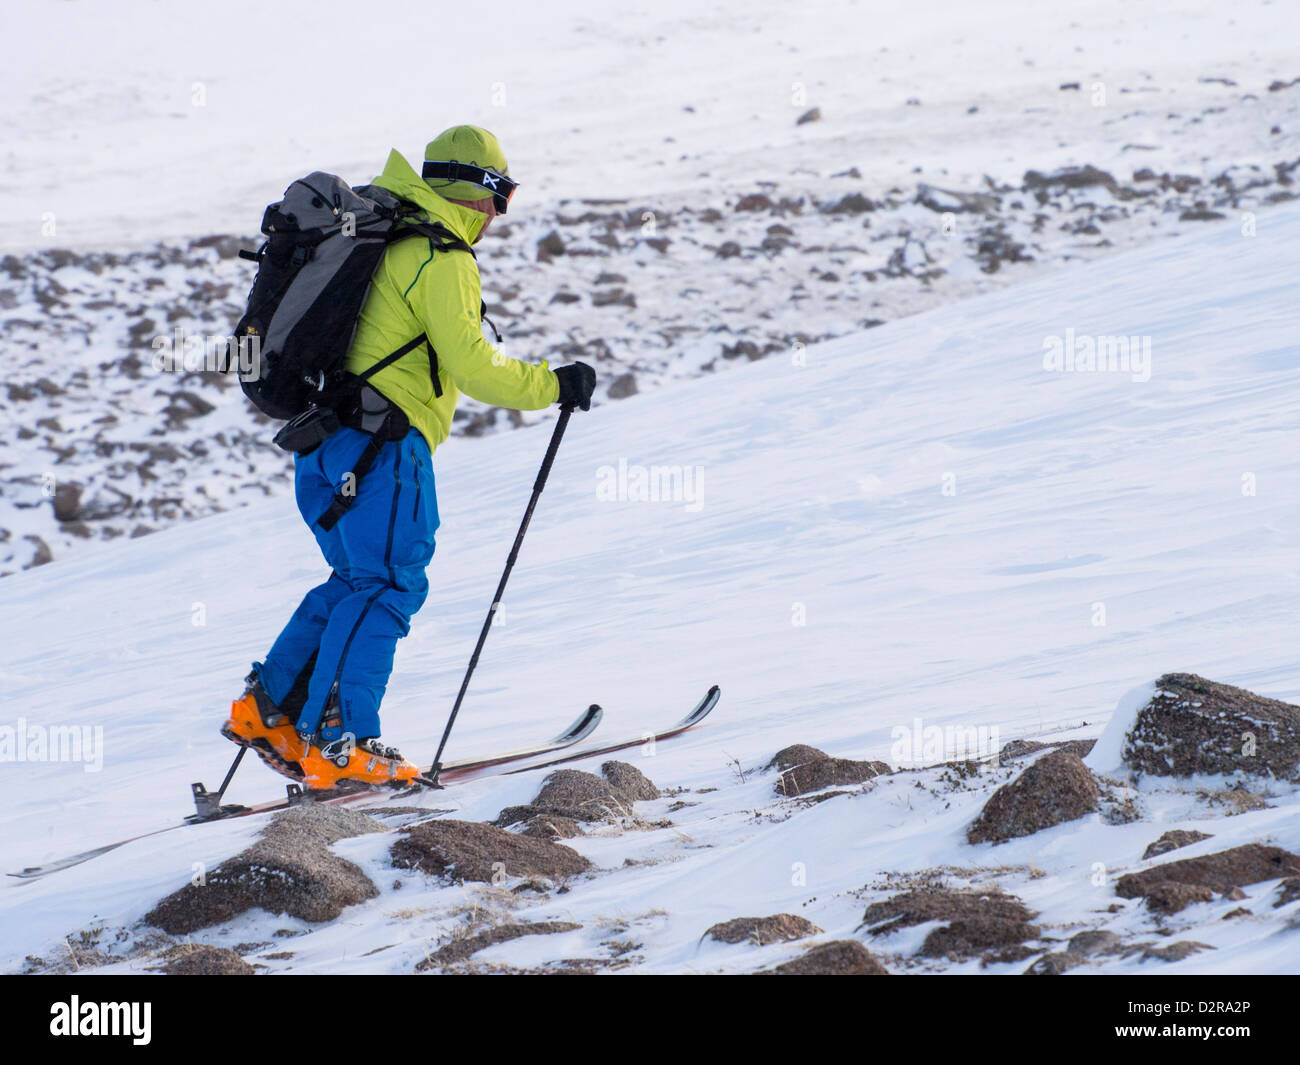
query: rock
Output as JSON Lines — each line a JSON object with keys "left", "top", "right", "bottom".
{"left": 734, "top": 194, "right": 776, "bottom": 212}
{"left": 417, "top": 921, "right": 581, "bottom": 969}
{"left": 765, "top": 940, "right": 887, "bottom": 974}
{"left": 515, "top": 814, "right": 584, "bottom": 841}
{"left": 600, "top": 760, "right": 660, "bottom": 801}
{"left": 162, "top": 945, "right": 254, "bottom": 975}
{"left": 162, "top": 390, "right": 216, "bottom": 425}
{"left": 795, "top": 107, "right": 822, "bottom": 126}
{"left": 1066, "top": 929, "right": 1122, "bottom": 957}
{"left": 52, "top": 482, "right": 82, "bottom": 522}
{"left": 1223, "top": 907, "right": 1252, "bottom": 919}
{"left": 974, "top": 223, "right": 1032, "bottom": 272}
{"left": 767, "top": 744, "right": 829, "bottom": 770}
{"left": 1023, "top": 165, "right": 1120, "bottom": 196}
{"left": 591, "top": 287, "right": 636, "bottom": 308}
{"left": 188, "top": 234, "right": 247, "bottom": 260}
{"left": 536, "top": 231, "right": 566, "bottom": 262}
{"left": 594, "top": 271, "right": 627, "bottom": 284}
{"left": 705, "top": 914, "right": 821, "bottom": 945}
{"left": 1141, "top": 941, "right": 1214, "bottom": 963}
{"left": 392, "top": 819, "right": 591, "bottom": 883}
{"left": 550, "top": 291, "right": 581, "bottom": 304}
{"left": 1143, "top": 829, "right": 1213, "bottom": 860}
{"left": 775, "top": 756, "right": 890, "bottom": 797}
{"left": 496, "top": 762, "right": 660, "bottom": 826}
{"left": 1273, "top": 878, "right": 1300, "bottom": 908}
{"left": 23, "top": 536, "right": 53, "bottom": 568}
{"left": 1025, "top": 951, "right": 1084, "bottom": 974}
{"left": 822, "top": 193, "right": 876, "bottom": 215}
{"left": 1116, "top": 844, "right": 1300, "bottom": 910}
{"left": 916, "top": 184, "right": 998, "bottom": 214}
{"left": 1179, "top": 206, "right": 1227, "bottom": 221}
{"left": 146, "top": 806, "right": 387, "bottom": 933}
{"left": 722, "top": 339, "right": 764, "bottom": 360}
{"left": 715, "top": 241, "right": 742, "bottom": 259}
{"left": 922, "top": 917, "right": 1040, "bottom": 958}
{"left": 1141, "top": 881, "right": 1216, "bottom": 915}
{"left": 606, "top": 372, "right": 638, "bottom": 399}
{"left": 1122, "top": 673, "right": 1300, "bottom": 780}
{"left": 967, "top": 749, "right": 1098, "bottom": 844}
{"left": 981, "top": 944, "right": 1038, "bottom": 966}
{"left": 863, "top": 887, "right": 1037, "bottom": 959}
{"left": 998, "top": 738, "right": 1096, "bottom": 761}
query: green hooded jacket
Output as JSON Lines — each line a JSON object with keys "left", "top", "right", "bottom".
{"left": 343, "top": 150, "right": 559, "bottom": 451}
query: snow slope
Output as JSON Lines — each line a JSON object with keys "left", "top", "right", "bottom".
{"left": 5, "top": 0, "right": 1299, "bottom": 250}
{"left": 7, "top": 0, "right": 1300, "bottom": 577}
{"left": 3, "top": 200, "right": 1299, "bottom": 973}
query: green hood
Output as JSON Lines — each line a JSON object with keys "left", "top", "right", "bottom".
{"left": 371, "top": 149, "right": 487, "bottom": 245}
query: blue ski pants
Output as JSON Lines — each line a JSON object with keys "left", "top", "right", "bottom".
{"left": 255, "top": 426, "right": 438, "bottom": 741}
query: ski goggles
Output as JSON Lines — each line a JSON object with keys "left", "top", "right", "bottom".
{"left": 421, "top": 160, "right": 518, "bottom": 214}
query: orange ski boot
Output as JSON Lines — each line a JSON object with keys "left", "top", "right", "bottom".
{"left": 299, "top": 735, "right": 422, "bottom": 791}
{"left": 220, "top": 672, "right": 306, "bottom": 781}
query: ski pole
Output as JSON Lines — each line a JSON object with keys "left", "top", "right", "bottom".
{"left": 428, "top": 404, "right": 575, "bottom": 783}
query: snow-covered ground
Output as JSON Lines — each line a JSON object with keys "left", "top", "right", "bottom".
{"left": 4, "top": 0, "right": 1300, "bottom": 574}
{"left": 5, "top": 0, "right": 1299, "bottom": 248}
{"left": 3, "top": 198, "right": 1298, "bottom": 974}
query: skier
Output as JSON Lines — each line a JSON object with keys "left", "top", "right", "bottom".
{"left": 221, "top": 125, "right": 597, "bottom": 789}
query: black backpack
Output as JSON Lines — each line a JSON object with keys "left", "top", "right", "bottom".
{"left": 233, "top": 171, "right": 473, "bottom": 422}
{"left": 232, "top": 172, "right": 477, "bottom": 530}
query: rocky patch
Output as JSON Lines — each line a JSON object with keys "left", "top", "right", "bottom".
{"left": 1141, "top": 941, "right": 1215, "bottom": 964}
{"left": 1122, "top": 673, "right": 1300, "bottom": 780}
{"left": 145, "top": 806, "right": 387, "bottom": 934}
{"left": 159, "top": 944, "right": 255, "bottom": 975}
{"left": 998, "top": 737, "right": 1096, "bottom": 761}
{"left": 1143, "top": 829, "right": 1213, "bottom": 860}
{"left": 7, "top": 143, "right": 1300, "bottom": 574}
{"left": 417, "top": 921, "right": 582, "bottom": 970}
{"left": 773, "top": 747, "right": 891, "bottom": 797}
{"left": 496, "top": 761, "right": 660, "bottom": 827}
{"left": 705, "top": 914, "right": 821, "bottom": 945}
{"left": 391, "top": 819, "right": 591, "bottom": 884}
{"left": 862, "top": 886, "right": 1039, "bottom": 959}
{"left": 967, "top": 749, "right": 1098, "bottom": 843}
{"left": 1024, "top": 951, "right": 1084, "bottom": 975}
{"left": 766, "top": 744, "right": 829, "bottom": 770}
{"left": 1067, "top": 929, "right": 1123, "bottom": 957}
{"left": 763, "top": 939, "right": 888, "bottom": 975}
{"left": 1116, "top": 843, "right": 1300, "bottom": 914}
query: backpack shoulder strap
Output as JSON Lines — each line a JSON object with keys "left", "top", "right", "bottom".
{"left": 395, "top": 216, "right": 476, "bottom": 259}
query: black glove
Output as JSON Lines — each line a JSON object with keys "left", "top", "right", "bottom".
{"left": 554, "top": 362, "right": 597, "bottom": 411}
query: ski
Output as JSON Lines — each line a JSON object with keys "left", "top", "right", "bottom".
{"left": 8, "top": 702, "right": 604, "bottom": 881}
{"left": 437, "top": 701, "right": 603, "bottom": 779}
{"left": 9, "top": 688, "right": 718, "bottom": 881}
{"left": 503, "top": 684, "right": 719, "bottom": 774}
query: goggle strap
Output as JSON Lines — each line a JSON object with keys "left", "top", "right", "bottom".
{"left": 421, "top": 161, "right": 517, "bottom": 206}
